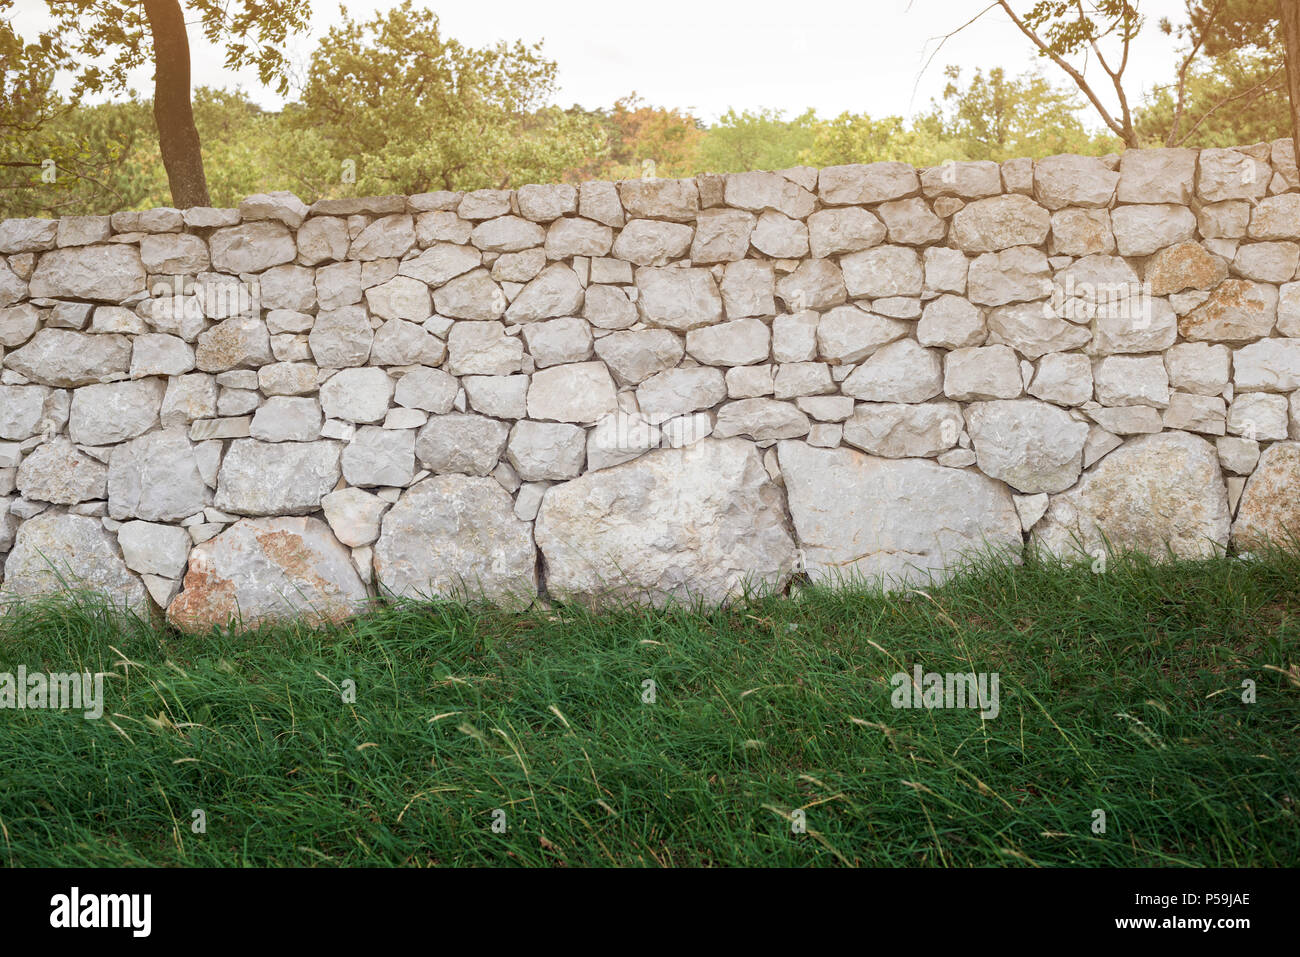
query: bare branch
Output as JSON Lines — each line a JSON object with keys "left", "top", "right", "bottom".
{"left": 913, "top": 2, "right": 1001, "bottom": 104}
{"left": 994, "top": 0, "right": 1133, "bottom": 144}
{"left": 1167, "top": 0, "right": 1224, "bottom": 146}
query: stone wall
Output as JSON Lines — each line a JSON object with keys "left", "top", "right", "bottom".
{"left": 2, "top": 142, "right": 1299, "bottom": 630}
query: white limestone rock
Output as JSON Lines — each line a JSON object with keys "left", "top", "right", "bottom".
{"left": 840, "top": 246, "right": 922, "bottom": 299}
{"left": 68, "top": 378, "right": 165, "bottom": 445}
{"left": 944, "top": 345, "right": 1023, "bottom": 400}
{"left": 250, "top": 396, "right": 323, "bottom": 442}
{"left": 107, "top": 428, "right": 213, "bottom": 521}
{"left": 29, "top": 244, "right": 147, "bottom": 300}
{"left": 16, "top": 438, "right": 107, "bottom": 505}
{"left": 445, "top": 321, "right": 523, "bottom": 376}
{"left": 319, "top": 367, "right": 394, "bottom": 424}
{"left": 342, "top": 425, "right": 416, "bottom": 487}
{"left": 1232, "top": 441, "right": 1300, "bottom": 548}
{"left": 841, "top": 401, "right": 963, "bottom": 458}
{"left": 965, "top": 399, "right": 1090, "bottom": 494}
{"left": 526, "top": 361, "right": 618, "bottom": 424}
{"left": 1093, "top": 355, "right": 1171, "bottom": 408}
{"left": 1032, "top": 431, "right": 1229, "bottom": 559}
{"left": 636, "top": 367, "right": 727, "bottom": 417}
{"left": 415, "top": 413, "right": 510, "bottom": 476}
{"left": 117, "top": 520, "right": 191, "bottom": 578}
{"left": 816, "top": 305, "right": 910, "bottom": 363}
{"left": 841, "top": 340, "right": 943, "bottom": 403}
{"left": 213, "top": 439, "right": 341, "bottom": 516}
{"left": 713, "top": 398, "right": 809, "bottom": 441}
{"left": 1029, "top": 352, "right": 1093, "bottom": 406}
{"left": 950, "top": 195, "right": 1051, "bottom": 252}
{"left": 520, "top": 316, "right": 593, "bottom": 368}
{"left": 594, "top": 329, "right": 684, "bottom": 386}
{"left": 506, "top": 420, "right": 587, "bottom": 480}
{"left": 778, "top": 440, "right": 1021, "bottom": 588}
{"left": 1, "top": 512, "right": 147, "bottom": 612}
{"left": 3, "top": 329, "right": 132, "bottom": 387}
{"left": 536, "top": 438, "right": 795, "bottom": 605}
{"left": 1033, "top": 155, "right": 1119, "bottom": 209}
{"left": 168, "top": 516, "right": 368, "bottom": 630}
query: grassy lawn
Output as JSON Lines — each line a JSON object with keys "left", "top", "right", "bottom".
{"left": 0, "top": 548, "right": 1296, "bottom": 867}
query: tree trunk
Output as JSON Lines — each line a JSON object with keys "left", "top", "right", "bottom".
{"left": 143, "top": 0, "right": 210, "bottom": 208}
{"left": 1283, "top": 0, "right": 1300, "bottom": 169}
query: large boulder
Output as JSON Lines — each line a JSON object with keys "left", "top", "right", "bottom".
{"left": 373, "top": 475, "right": 537, "bottom": 603}
{"left": 167, "top": 516, "right": 368, "bottom": 631}
{"left": 1, "top": 512, "right": 148, "bottom": 612}
{"left": 535, "top": 438, "right": 796, "bottom": 605}
{"left": 1032, "top": 431, "right": 1229, "bottom": 560}
{"left": 777, "top": 440, "right": 1022, "bottom": 589}
{"left": 1232, "top": 441, "right": 1300, "bottom": 549}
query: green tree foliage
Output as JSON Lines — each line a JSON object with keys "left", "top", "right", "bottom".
{"left": 798, "top": 112, "right": 958, "bottom": 168}
{"left": 1, "top": 0, "right": 311, "bottom": 207}
{"left": 975, "top": 1, "right": 1146, "bottom": 146}
{"left": 697, "top": 108, "right": 818, "bottom": 172}
{"left": 930, "top": 66, "right": 1121, "bottom": 160}
{"left": 290, "top": 0, "right": 608, "bottom": 195}
{"left": 1136, "top": 0, "right": 1286, "bottom": 146}
{"left": 5, "top": 0, "right": 1293, "bottom": 218}
{"left": 797, "top": 67, "right": 1117, "bottom": 170}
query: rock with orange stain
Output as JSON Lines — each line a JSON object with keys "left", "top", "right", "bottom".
{"left": 1178, "top": 280, "right": 1278, "bottom": 342}
{"left": 1144, "top": 242, "right": 1229, "bottom": 297}
{"left": 166, "top": 516, "right": 368, "bottom": 631}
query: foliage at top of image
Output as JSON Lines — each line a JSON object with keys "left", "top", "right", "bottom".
{"left": 0, "top": 0, "right": 1294, "bottom": 215}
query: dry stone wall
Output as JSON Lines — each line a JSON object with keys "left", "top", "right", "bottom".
{"left": 2, "top": 142, "right": 1300, "bottom": 629}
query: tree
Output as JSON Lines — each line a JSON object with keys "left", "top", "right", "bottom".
{"left": 697, "top": 108, "right": 818, "bottom": 173}
{"left": 1142, "top": 1, "right": 1286, "bottom": 146}
{"left": 931, "top": 1, "right": 1146, "bottom": 147}
{"left": 293, "top": 1, "right": 608, "bottom": 194}
{"left": 4, "top": 0, "right": 311, "bottom": 207}
{"left": 938, "top": 1, "right": 1295, "bottom": 150}
{"left": 579, "top": 94, "right": 703, "bottom": 180}
{"left": 1135, "top": 46, "right": 1287, "bottom": 146}
{"left": 1279, "top": 0, "right": 1300, "bottom": 161}
{"left": 800, "top": 112, "right": 962, "bottom": 168}
{"left": 931, "top": 65, "right": 1120, "bottom": 160}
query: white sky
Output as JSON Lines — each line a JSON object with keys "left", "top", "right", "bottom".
{"left": 12, "top": 0, "right": 1194, "bottom": 125}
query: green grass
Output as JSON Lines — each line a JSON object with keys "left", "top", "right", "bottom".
{"left": 0, "top": 547, "right": 1297, "bottom": 867}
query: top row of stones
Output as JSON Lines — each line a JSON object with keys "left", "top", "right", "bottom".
{"left": 1, "top": 143, "right": 1295, "bottom": 256}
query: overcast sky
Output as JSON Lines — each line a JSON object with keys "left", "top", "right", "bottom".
{"left": 15, "top": 0, "right": 1194, "bottom": 124}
